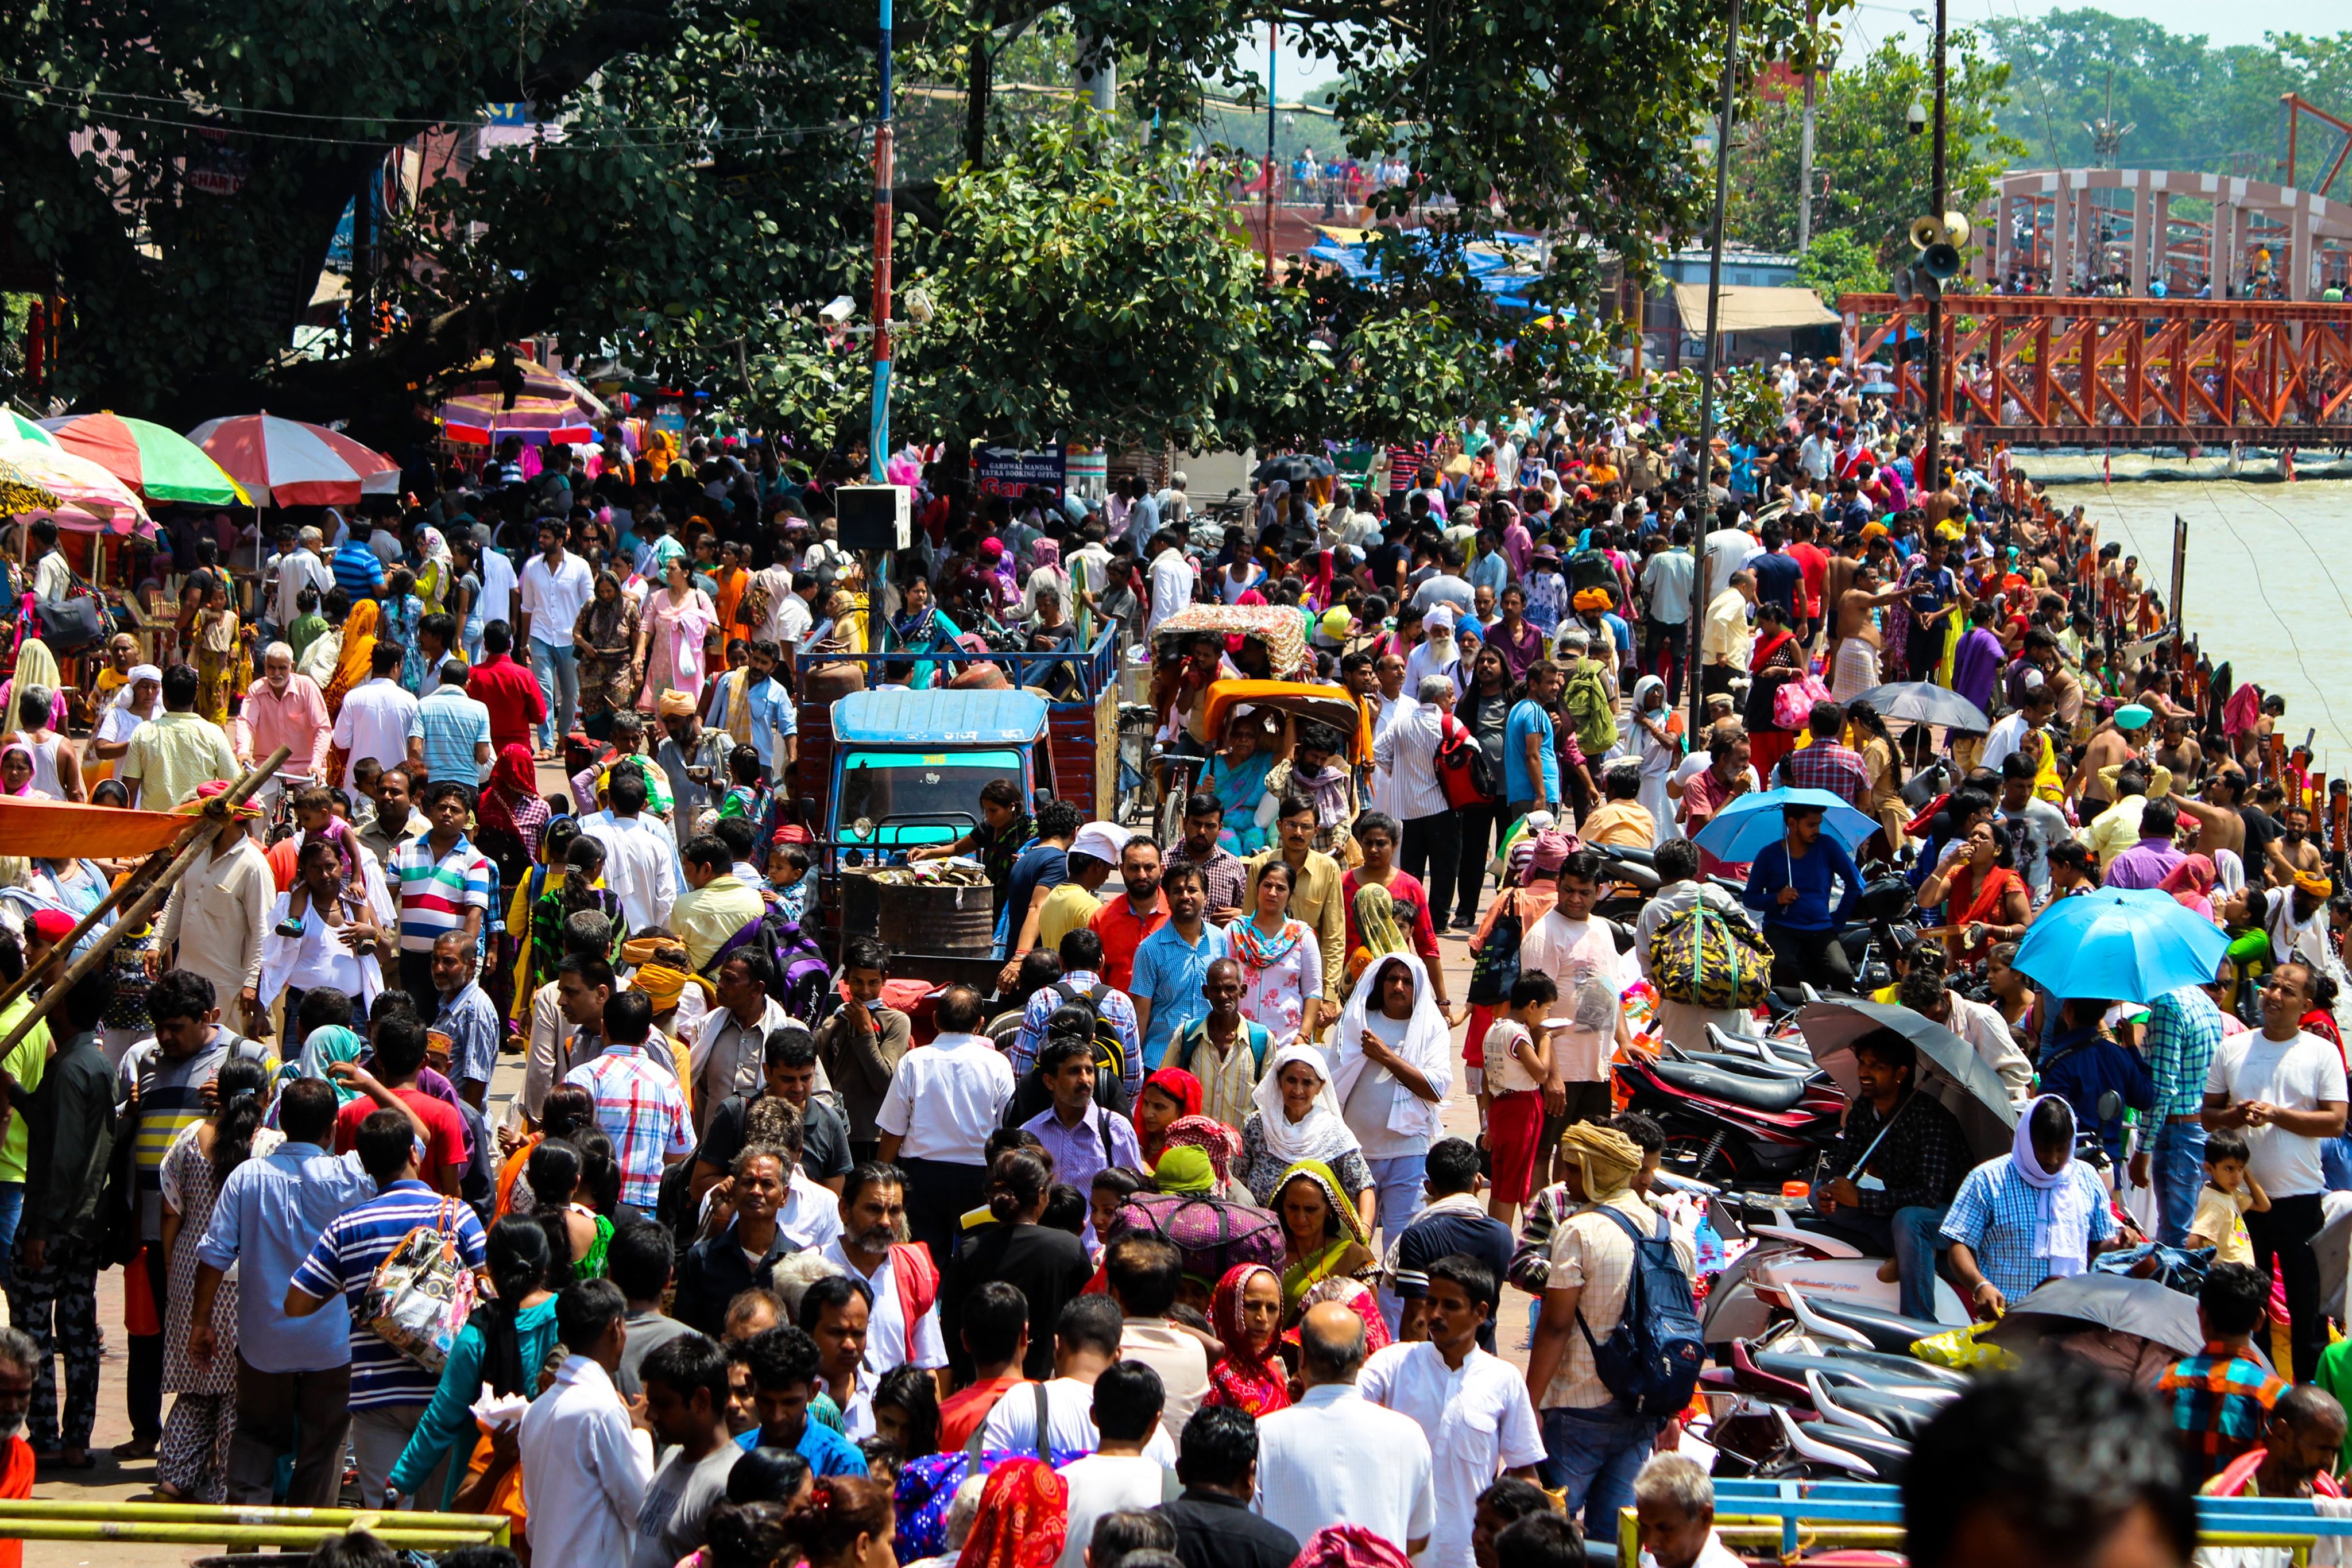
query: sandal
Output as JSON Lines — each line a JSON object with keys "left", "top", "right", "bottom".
{"left": 109, "top": 1435, "right": 157, "bottom": 1461}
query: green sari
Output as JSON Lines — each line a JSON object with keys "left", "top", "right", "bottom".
{"left": 1275, "top": 1159, "right": 1372, "bottom": 1318}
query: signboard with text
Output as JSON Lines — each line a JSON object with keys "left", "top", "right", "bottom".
{"left": 974, "top": 442, "right": 1066, "bottom": 498}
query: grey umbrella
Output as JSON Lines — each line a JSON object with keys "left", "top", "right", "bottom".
{"left": 1982, "top": 1275, "right": 2211, "bottom": 1360}
{"left": 1251, "top": 455, "right": 1315, "bottom": 486}
{"left": 1851, "top": 682, "right": 1993, "bottom": 732}
{"left": 2314, "top": 1190, "right": 2352, "bottom": 1319}
{"left": 1797, "top": 998, "right": 2020, "bottom": 1163}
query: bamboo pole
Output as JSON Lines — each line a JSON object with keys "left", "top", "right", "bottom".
{"left": 0, "top": 838, "right": 177, "bottom": 1021}
{"left": 0, "top": 1522, "right": 507, "bottom": 1549}
{"left": 0, "top": 1501, "right": 504, "bottom": 1529}
{"left": 0, "top": 746, "right": 289, "bottom": 1066}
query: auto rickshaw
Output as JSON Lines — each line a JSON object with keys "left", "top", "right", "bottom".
{"left": 1160, "top": 677, "right": 1374, "bottom": 856}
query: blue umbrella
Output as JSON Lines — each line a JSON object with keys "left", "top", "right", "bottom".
{"left": 2009, "top": 887, "right": 2229, "bottom": 1004}
{"left": 1692, "top": 787, "right": 1879, "bottom": 863}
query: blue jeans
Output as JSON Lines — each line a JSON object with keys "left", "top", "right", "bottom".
{"left": 1813, "top": 1202, "right": 1950, "bottom": 1321}
{"left": 529, "top": 638, "right": 579, "bottom": 746}
{"left": 0, "top": 1180, "right": 22, "bottom": 1291}
{"left": 1365, "top": 1153, "right": 1428, "bottom": 1334}
{"left": 1538, "top": 1403, "right": 1661, "bottom": 1536}
{"left": 2151, "top": 1120, "right": 2208, "bottom": 1248}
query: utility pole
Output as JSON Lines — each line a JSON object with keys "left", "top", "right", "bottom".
{"left": 1920, "top": 0, "right": 1948, "bottom": 517}
{"left": 1263, "top": 24, "right": 1279, "bottom": 285}
{"left": 1078, "top": 31, "right": 1115, "bottom": 111}
{"left": 869, "top": 0, "right": 895, "bottom": 482}
{"left": 1797, "top": 5, "right": 1816, "bottom": 251}
{"left": 1686, "top": 0, "right": 1743, "bottom": 742}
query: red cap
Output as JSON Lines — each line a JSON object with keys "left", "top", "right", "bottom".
{"left": 29, "top": 909, "right": 77, "bottom": 944}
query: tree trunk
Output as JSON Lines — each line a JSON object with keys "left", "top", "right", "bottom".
{"left": 965, "top": 36, "right": 992, "bottom": 171}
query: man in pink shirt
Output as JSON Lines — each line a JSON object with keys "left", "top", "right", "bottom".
{"left": 237, "top": 641, "right": 331, "bottom": 807}
{"left": 466, "top": 620, "right": 550, "bottom": 758}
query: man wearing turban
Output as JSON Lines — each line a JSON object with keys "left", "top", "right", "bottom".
{"left": 652, "top": 687, "right": 732, "bottom": 829}
{"left": 1523, "top": 1121, "right": 1696, "bottom": 1535}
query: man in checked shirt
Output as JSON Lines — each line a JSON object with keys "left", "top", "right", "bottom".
{"left": 1811, "top": 1030, "right": 1970, "bottom": 1321}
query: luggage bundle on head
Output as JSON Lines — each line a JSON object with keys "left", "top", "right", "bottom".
{"left": 1648, "top": 899, "right": 1773, "bottom": 1011}
{"left": 1107, "top": 1191, "right": 1282, "bottom": 1286}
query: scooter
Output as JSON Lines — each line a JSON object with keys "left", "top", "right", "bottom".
{"left": 1614, "top": 1045, "right": 1846, "bottom": 1184}
{"left": 1700, "top": 1205, "right": 1974, "bottom": 1349}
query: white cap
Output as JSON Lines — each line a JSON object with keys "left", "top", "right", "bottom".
{"left": 1069, "top": 822, "right": 1133, "bottom": 864}
{"left": 1425, "top": 604, "right": 1457, "bottom": 633}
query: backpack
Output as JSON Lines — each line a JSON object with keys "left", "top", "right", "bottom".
{"left": 1437, "top": 714, "right": 1499, "bottom": 808}
{"left": 713, "top": 907, "right": 836, "bottom": 1027}
{"left": 365, "top": 1198, "right": 481, "bottom": 1374}
{"left": 1648, "top": 899, "right": 1773, "bottom": 1011}
{"left": 1562, "top": 662, "right": 1617, "bottom": 759}
{"left": 1045, "top": 981, "right": 1132, "bottom": 1115}
{"left": 1465, "top": 889, "right": 1527, "bottom": 1008}
{"left": 1574, "top": 1203, "right": 1705, "bottom": 1419}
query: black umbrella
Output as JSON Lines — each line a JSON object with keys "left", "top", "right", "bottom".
{"left": 1251, "top": 455, "right": 1314, "bottom": 487}
{"left": 1851, "top": 681, "right": 1991, "bottom": 732}
{"left": 1797, "top": 998, "right": 2019, "bottom": 1162}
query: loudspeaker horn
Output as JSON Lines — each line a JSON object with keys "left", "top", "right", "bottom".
{"left": 1941, "top": 211, "right": 1973, "bottom": 249}
{"left": 1921, "top": 242, "right": 1963, "bottom": 281}
{"left": 1909, "top": 215, "right": 1944, "bottom": 252}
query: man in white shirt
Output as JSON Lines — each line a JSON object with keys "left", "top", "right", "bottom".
{"left": 580, "top": 767, "right": 679, "bottom": 932}
{"left": 1144, "top": 532, "right": 1194, "bottom": 638}
{"left": 1103, "top": 1237, "right": 1209, "bottom": 1447}
{"left": 1517, "top": 850, "right": 1626, "bottom": 1148}
{"left": 272, "top": 526, "right": 334, "bottom": 635}
{"left": 1633, "top": 1455, "right": 1748, "bottom": 1568}
{"left": 517, "top": 517, "right": 595, "bottom": 754}
{"left": 328, "top": 642, "right": 420, "bottom": 801}
{"left": 874, "top": 984, "right": 1016, "bottom": 1259}
{"left": 1055, "top": 1361, "right": 1178, "bottom": 1568}
{"left": 980, "top": 1296, "right": 1178, "bottom": 1465}
{"left": 1359, "top": 1257, "right": 1543, "bottom": 1568}
{"left": 2204, "top": 958, "right": 2350, "bottom": 1381}
{"left": 818, "top": 1167, "right": 947, "bottom": 1387}
{"left": 475, "top": 526, "right": 517, "bottom": 634}
{"left": 520, "top": 1281, "right": 654, "bottom": 1568}
{"left": 1254, "top": 1300, "right": 1435, "bottom": 1558}
{"left": 1702, "top": 522, "right": 1761, "bottom": 601}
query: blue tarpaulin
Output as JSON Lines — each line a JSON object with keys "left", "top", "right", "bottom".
{"left": 1303, "top": 227, "right": 1552, "bottom": 309}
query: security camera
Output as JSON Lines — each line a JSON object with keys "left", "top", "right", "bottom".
{"left": 817, "top": 296, "right": 856, "bottom": 325}
{"left": 1907, "top": 101, "right": 1927, "bottom": 136}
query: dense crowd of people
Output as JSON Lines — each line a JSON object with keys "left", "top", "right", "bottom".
{"left": 0, "top": 359, "right": 2339, "bottom": 1568}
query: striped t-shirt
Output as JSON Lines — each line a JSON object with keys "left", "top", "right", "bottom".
{"left": 118, "top": 1032, "right": 276, "bottom": 1241}
{"left": 289, "top": 1180, "right": 488, "bottom": 1407}
{"left": 389, "top": 834, "right": 494, "bottom": 955}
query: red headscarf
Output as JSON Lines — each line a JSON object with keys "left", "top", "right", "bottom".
{"left": 1204, "top": 1264, "right": 1291, "bottom": 1418}
{"left": 1158, "top": 1114, "right": 1240, "bottom": 1188}
{"left": 1135, "top": 1068, "right": 1204, "bottom": 1164}
{"left": 955, "top": 1458, "right": 1067, "bottom": 1568}
{"left": 1291, "top": 1525, "right": 1415, "bottom": 1568}
{"left": 477, "top": 742, "right": 539, "bottom": 839}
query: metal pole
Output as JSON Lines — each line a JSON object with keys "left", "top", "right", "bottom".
{"left": 1263, "top": 24, "right": 1278, "bottom": 286}
{"left": 1797, "top": 5, "right": 1816, "bottom": 251}
{"left": 868, "top": 0, "right": 895, "bottom": 483}
{"left": 1921, "top": 0, "right": 1948, "bottom": 517}
{"left": 1686, "top": 0, "right": 1744, "bottom": 744}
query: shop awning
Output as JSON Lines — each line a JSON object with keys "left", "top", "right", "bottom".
{"left": 1669, "top": 284, "right": 1838, "bottom": 333}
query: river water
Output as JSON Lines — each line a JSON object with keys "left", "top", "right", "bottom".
{"left": 2057, "top": 475, "right": 2352, "bottom": 767}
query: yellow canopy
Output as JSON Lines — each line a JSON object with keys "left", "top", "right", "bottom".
{"left": 1670, "top": 284, "right": 1839, "bottom": 334}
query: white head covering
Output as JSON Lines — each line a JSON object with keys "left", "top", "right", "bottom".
{"left": 116, "top": 665, "right": 163, "bottom": 714}
{"left": 1329, "top": 950, "right": 1454, "bottom": 1147}
{"left": 1250, "top": 1042, "right": 1361, "bottom": 1170}
{"left": 2012, "top": 1094, "right": 2097, "bottom": 1276}
{"left": 1069, "top": 821, "right": 1132, "bottom": 865}
{"left": 1425, "top": 605, "right": 1457, "bottom": 635}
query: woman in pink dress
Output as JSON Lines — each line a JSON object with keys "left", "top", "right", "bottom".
{"left": 1231, "top": 857, "right": 1323, "bottom": 1047}
{"left": 630, "top": 555, "right": 718, "bottom": 710}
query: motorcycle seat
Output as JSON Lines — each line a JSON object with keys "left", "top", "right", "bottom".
{"left": 1806, "top": 1295, "right": 1952, "bottom": 1354}
{"left": 1651, "top": 1058, "right": 1811, "bottom": 1114}
{"left": 1816, "top": 1344, "right": 1971, "bottom": 1390}
{"left": 1794, "top": 1416, "right": 1915, "bottom": 1477}
{"left": 1679, "top": 1050, "right": 1820, "bottom": 1082}
{"left": 1827, "top": 1383, "right": 1948, "bottom": 1441}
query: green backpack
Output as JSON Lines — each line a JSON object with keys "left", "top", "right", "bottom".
{"left": 1649, "top": 899, "right": 1775, "bottom": 1011}
{"left": 1563, "top": 662, "right": 1618, "bottom": 759}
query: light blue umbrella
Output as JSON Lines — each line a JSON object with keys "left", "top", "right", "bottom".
{"left": 2009, "top": 887, "right": 2229, "bottom": 1004}
{"left": 1691, "top": 786, "right": 1879, "bottom": 862}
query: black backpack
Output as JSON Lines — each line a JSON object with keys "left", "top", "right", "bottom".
{"left": 1575, "top": 1204, "right": 1706, "bottom": 1419}
{"left": 1045, "top": 981, "right": 1132, "bottom": 1115}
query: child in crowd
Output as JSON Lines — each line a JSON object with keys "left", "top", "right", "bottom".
{"left": 2187, "top": 1128, "right": 2266, "bottom": 1268}
{"left": 1480, "top": 970, "right": 1557, "bottom": 1227}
